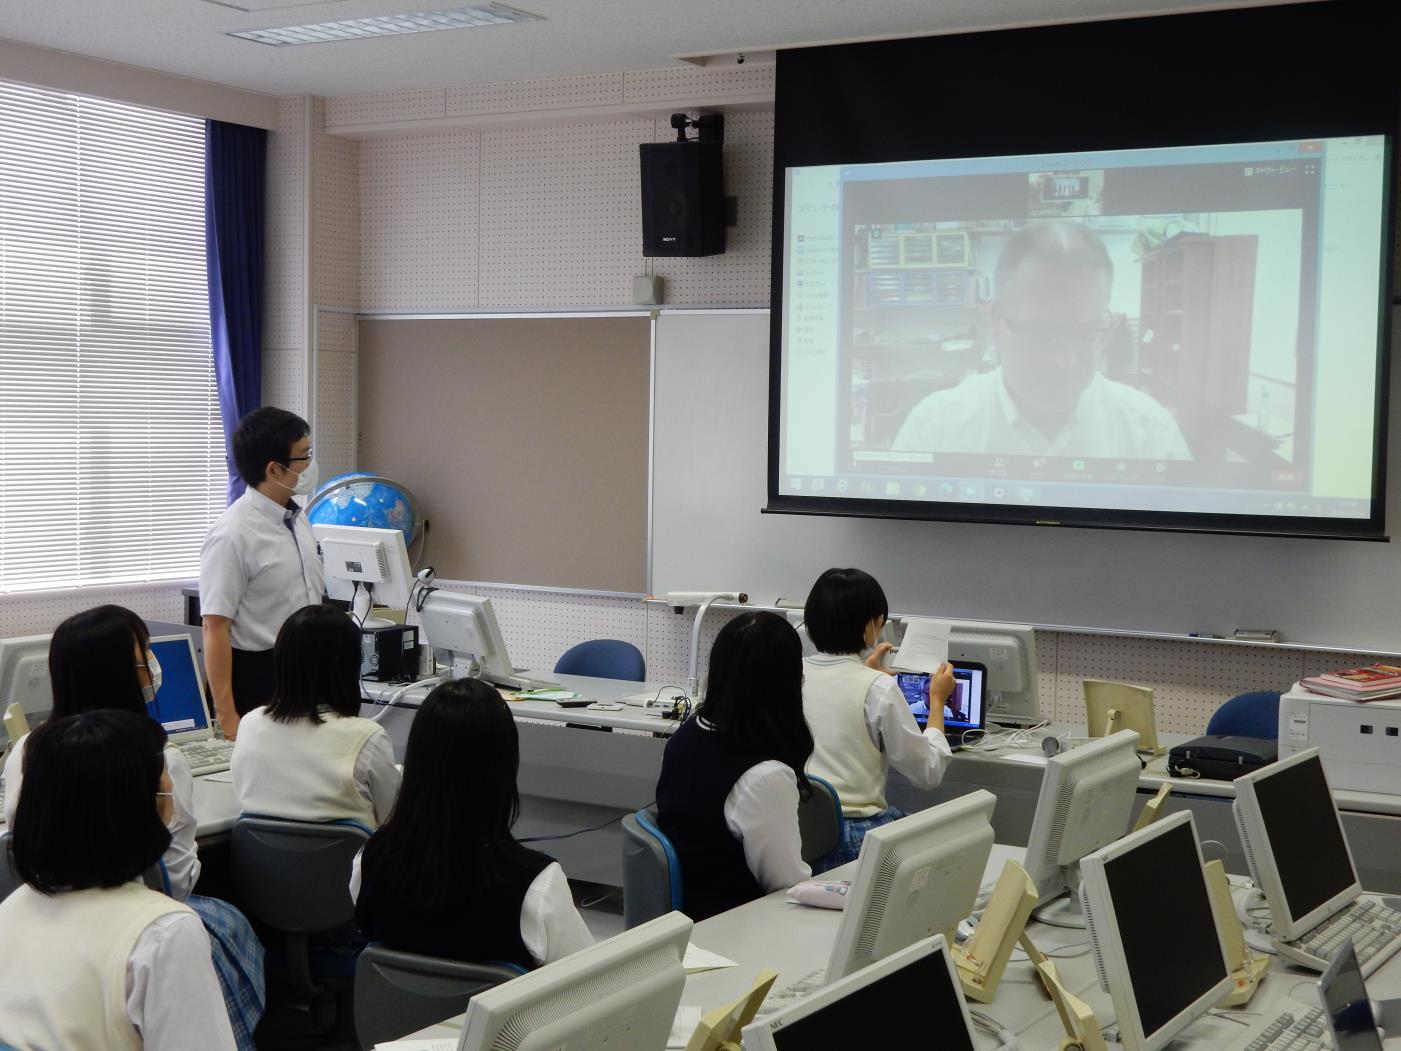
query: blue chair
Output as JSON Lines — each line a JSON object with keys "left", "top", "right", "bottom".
{"left": 621, "top": 805, "right": 683, "bottom": 928}
{"left": 1206, "top": 691, "right": 1283, "bottom": 740}
{"left": 554, "top": 639, "right": 645, "bottom": 681}
{"left": 798, "top": 775, "right": 845, "bottom": 867}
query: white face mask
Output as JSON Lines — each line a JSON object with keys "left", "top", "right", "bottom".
{"left": 275, "top": 458, "right": 318, "bottom": 498}
{"left": 141, "top": 651, "right": 162, "bottom": 705}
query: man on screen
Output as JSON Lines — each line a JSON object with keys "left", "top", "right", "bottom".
{"left": 892, "top": 222, "right": 1191, "bottom": 460}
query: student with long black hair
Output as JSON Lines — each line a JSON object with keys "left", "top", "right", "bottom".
{"left": 232, "top": 604, "right": 399, "bottom": 827}
{"left": 801, "top": 567, "right": 955, "bottom": 867}
{"left": 655, "top": 610, "right": 816, "bottom": 922}
{"left": 1, "top": 605, "right": 264, "bottom": 1050}
{"left": 0, "top": 709, "right": 236, "bottom": 1051}
{"left": 351, "top": 678, "right": 593, "bottom": 968}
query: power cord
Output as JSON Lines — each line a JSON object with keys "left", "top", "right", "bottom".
{"left": 968, "top": 1009, "right": 1018, "bottom": 1050}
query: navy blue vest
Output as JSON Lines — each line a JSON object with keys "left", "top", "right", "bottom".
{"left": 355, "top": 835, "right": 553, "bottom": 969}
{"left": 655, "top": 717, "right": 774, "bottom": 922}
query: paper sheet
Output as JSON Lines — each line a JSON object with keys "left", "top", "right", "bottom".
{"left": 889, "top": 618, "right": 950, "bottom": 673}
{"left": 683, "top": 944, "right": 737, "bottom": 973}
{"left": 373, "top": 1041, "right": 456, "bottom": 1051}
{"left": 667, "top": 1005, "right": 704, "bottom": 1049}
{"left": 199, "top": 771, "right": 235, "bottom": 783}
{"left": 1003, "top": 752, "right": 1049, "bottom": 766}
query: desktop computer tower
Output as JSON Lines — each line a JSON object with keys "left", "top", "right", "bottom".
{"left": 360, "top": 623, "right": 419, "bottom": 682}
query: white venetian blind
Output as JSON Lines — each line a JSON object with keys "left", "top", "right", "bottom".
{"left": 0, "top": 80, "right": 223, "bottom": 593}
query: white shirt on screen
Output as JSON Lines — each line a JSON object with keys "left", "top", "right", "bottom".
{"left": 892, "top": 367, "right": 1192, "bottom": 460}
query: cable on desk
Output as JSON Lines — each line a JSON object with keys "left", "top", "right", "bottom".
{"left": 517, "top": 805, "right": 650, "bottom": 845}
{"left": 968, "top": 1009, "right": 1018, "bottom": 1050}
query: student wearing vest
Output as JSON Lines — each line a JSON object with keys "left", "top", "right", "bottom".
{"left": 232, "top": 604, "right": 400, "bottom": 827}
{"left": 801, "top": 568, "right": 956, "bottom": 868}
{"left": 1, "top": 605, "right": 264, "bottom": 1050}
{"left": 351, "top": 678, "right": 593, "bottom": 968}
{"left": 0, "top": 710, "right": 236, "bottom": 1051}
{"left": 655, "top": 611, "right": 815, "bottom": 922}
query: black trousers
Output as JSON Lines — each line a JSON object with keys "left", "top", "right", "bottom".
{"left": 230, "top": 647, "right": 276, "bottom": 716}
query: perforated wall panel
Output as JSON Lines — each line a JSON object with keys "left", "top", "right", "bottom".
{"left": 314, "top": 344, "right": 357, "bottom": 479}
{"left": 359, "top": 132, "right": 480, "bottom": 311}
{"left": 0, "top": 584, "right": 187, "bottom": 639}
{"left": 311, "top": 98, "right": 360, "bottom": 308}
{"left": 621, "top": 66, "right": 775, "bottom": 106}
{"left": 447, "top": 73, "right": 625, "bottom": 117}
{"left": 327, "top": 89, "right": 447, "bottom": 128}
{"left": 648, "top": 109, "right": 773, "bottom": 306}
{"left": 478, "top": 120, "right": 650, "bottom": 307}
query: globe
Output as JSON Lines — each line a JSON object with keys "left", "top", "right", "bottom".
{"left": 306, "top": 472, "right": 422, "bottom": 549}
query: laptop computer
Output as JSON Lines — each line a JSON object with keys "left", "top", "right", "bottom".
{"left": 147, "top": 634, "right": 234, "bottom": 777}
{"left": 896, "top": 660, "right": 988, "bottom": 744}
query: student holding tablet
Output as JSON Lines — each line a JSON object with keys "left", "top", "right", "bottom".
{"left": 655, "top": 611, "right": 815, "bottom": 921}
{"left": 0, "top": 710, "right": 237, "bottom": 1051}
{"left": 351, "top": 678, "right": 593, "bottom": 968}
{"left": 231, "top": 604, "right": 399, "bottom": 828}
{"left": 801, "top": 568, "right": 955, "bottom": 867}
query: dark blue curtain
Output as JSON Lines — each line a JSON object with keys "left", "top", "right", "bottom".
{"left": 205, "top": 120, "right": 268, "bottom": 505}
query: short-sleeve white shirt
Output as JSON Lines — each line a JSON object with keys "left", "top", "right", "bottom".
{"left": 199, "top": 487, "right": 325, "bottom": 652}
{"left": 892, "top": 367, "right": 1192, "bottom": 460}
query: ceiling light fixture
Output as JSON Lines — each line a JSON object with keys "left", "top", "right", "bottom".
{"left": 228, "top": 3, "right": 541, "bottom": 46}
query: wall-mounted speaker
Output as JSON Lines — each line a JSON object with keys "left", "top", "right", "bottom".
{"left": 640, "top": 140, "right": 726, "bottom": 257}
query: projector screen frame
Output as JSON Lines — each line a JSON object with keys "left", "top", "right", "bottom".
{"left": 765, "top": 2, "right": 1398, "bottom": 542}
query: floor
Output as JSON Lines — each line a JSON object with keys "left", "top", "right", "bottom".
{"left": 254, "top": 881, "right": 627, "bottom": 1050}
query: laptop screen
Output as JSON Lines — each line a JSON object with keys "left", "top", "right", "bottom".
{"left": 146, "top": 636, "right": 210, "bottom": 736}
{"left": 1321, "top": 941, "right": 1383, "bottom": 1051}
{"left": 896, "top": 661, "right": 986, "bottom": 734}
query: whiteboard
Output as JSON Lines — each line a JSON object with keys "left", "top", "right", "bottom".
{"left": 650, "top": 309, "right": 1401, "bottom": 651}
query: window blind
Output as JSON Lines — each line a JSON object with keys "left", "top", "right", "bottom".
{"left": 0, "top": 81, "right": 222, "bottom": 593}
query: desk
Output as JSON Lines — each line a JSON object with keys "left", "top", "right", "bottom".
{"left": 360, "top": 674, "right": 680, "bottom": 885}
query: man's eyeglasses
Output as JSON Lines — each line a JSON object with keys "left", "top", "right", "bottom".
{"left": 283, "top": 451, "right": 314, "bottom": 464}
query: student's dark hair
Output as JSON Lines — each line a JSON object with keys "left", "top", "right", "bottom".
{"left": 49, "top": 604, "right": 152, "bottom": 719}
{"left": 994, "top": 221, "right": 1113, "bottom": 303}
{"left": 267, "top": 605, "right": 363, "bottom": 723}
{"left": 12, "top": 709, "right": 171, "bottom": 894}
{"left": 367, "top": 678, "right": 539, "bottom": 909}
{"left": 231, "top": 405, "right": 310, "bottom": 487}
{"left": 803, "top": 568, "right": 889, "bottom": 655}
{"left": 699, "top": 611, "right": 813, "bottom": 799}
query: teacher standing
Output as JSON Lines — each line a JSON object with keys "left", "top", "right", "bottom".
{"left": 200, "top": 407, "right": 325, "bottom": 739}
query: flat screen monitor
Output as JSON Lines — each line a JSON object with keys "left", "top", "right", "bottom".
{"left": 1320, "top": 940, "right": 1384, "bottom": 1051}
{"left": 313, "top": 523, "right": 415, "bottom": 622}
{"left": 743, "top": 936, "right": 976, "bottom": 1051}
{"left": 1232, "top": 747, "right": 1360, "bottom": 944}
{"left": 1080, "top": 810, "right": 1233, "bottom": 1051}
{"left": 946, "top": 621, "right": 1038, "bottom": 726}
{"left": 0, "top": 634, "right": 53, "bottom": 736}
{"left": 418, "top": 590, "right": 517, "bottom": 683}
{"left": 457, "top": 911, "right": 691, "bottom": 1051}
{"left": 825, "top": 789, "right": 995, "bottom": 983}
{"left": 1023, "top": 729, "right": 1142, "bottom": 924}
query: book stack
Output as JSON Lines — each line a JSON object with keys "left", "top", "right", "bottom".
{"left": 1301, "top": 663, "right": 1401, "bottom": 701}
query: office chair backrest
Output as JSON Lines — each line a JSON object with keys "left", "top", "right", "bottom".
{"left": 1206, "top": 690, "right": 1282, "bottom": 740}
{"left": 797, "top": 775, "right": 844, "bottom": 866}
{"left": 231, "top": 815, "right": 370, "bottom": 934}
{"left": 553, "top": 639, "right": 646, "bottom": 682}
{"left": 0, "top": 831, "right": 19, "bottom": 905}
{"left": 621, "top": 805, "right": 682, "bottom": 928}
{"left": 354, "top": 943, "right": 524, "bottom": 1050}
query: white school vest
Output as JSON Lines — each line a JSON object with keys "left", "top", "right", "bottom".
{"left": 232, "top": 707, "right": 382, "bottom": 826}
{"left": 0, "top": 882, "right": 190, "bottom": 1051}
{"left": 802, "top": 655, "right": 889, "bottom": 817}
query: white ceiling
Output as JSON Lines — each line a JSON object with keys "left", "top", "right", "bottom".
{"left": 0, "top": 0, "right": 1284, "bottom": 99}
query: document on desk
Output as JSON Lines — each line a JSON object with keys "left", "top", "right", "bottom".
{"left": 373, "top": 1041, "right": 456, "bottom": 1051}
{"left": 667, "top": 1005, "right": 704, "bottom": 1049}
{"left": 683, "top": 943, "right": 737, "bottom": 973}
{"left": 889, "top": 618, "right": 951, "bottom": 674}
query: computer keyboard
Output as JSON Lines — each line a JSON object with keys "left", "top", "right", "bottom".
{"left": 1223, "top": 1003, "right": 1328, "bottom": 1051}
{"left": 1278, "top": 898, "right": 1401, "bottom": 975}
{"left": 176, "top": 739, "right": 235, "bottom": 777}
{"left": 758, "top": 969, "right": 827, "bottom": 1015}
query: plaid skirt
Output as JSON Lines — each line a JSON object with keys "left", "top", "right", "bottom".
{"left": 812, "top": 805, "right": 907, "bottom": 873}
{"left": 188, "top": 894, "right": 266, "bottom": 1051}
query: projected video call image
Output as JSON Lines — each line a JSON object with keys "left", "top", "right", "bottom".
{"left": 778, "top": 137, "right": 1384, "bottom": 521}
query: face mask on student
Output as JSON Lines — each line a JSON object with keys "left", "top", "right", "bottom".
{"left": 141, "top": 651, "right": 162, "bottom": 705}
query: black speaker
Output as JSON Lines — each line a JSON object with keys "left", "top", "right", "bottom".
{"left": 640, "top": 140, "right": 726, "bottom": 257}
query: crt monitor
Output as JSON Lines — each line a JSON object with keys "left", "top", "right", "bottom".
{"left": 1023, "top": 729, "right": 1142, "bottom": 925}
{"left": 742, "top": 936, "right": 976, "bottom": 1051}
{"left": 1079, "top": 810, "right": 1233, "bottom": 1051}
{"left": 945, "top": 621, "right": 1039, "bottom": 726}
{"left": 457, "top": 911, "right": 692, "bottom": 1051}
{"left": 0, "top": 634, "right": 53, "bottom": 739}
{"left": 826, "top": 789, "right": 995, "bottom": 983}
{"left": 418, "top": 590, "right": 517, "bottom": 683}
{"left": 312, "top": 523, "right": 415, "bottom": 626}
{"left": 1232, "top": 747, "right": 1361, "bottom": 945}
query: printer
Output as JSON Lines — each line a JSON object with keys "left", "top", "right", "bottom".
{"left": 1277, "top": 683, "right": 1401, "bottom": 795}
